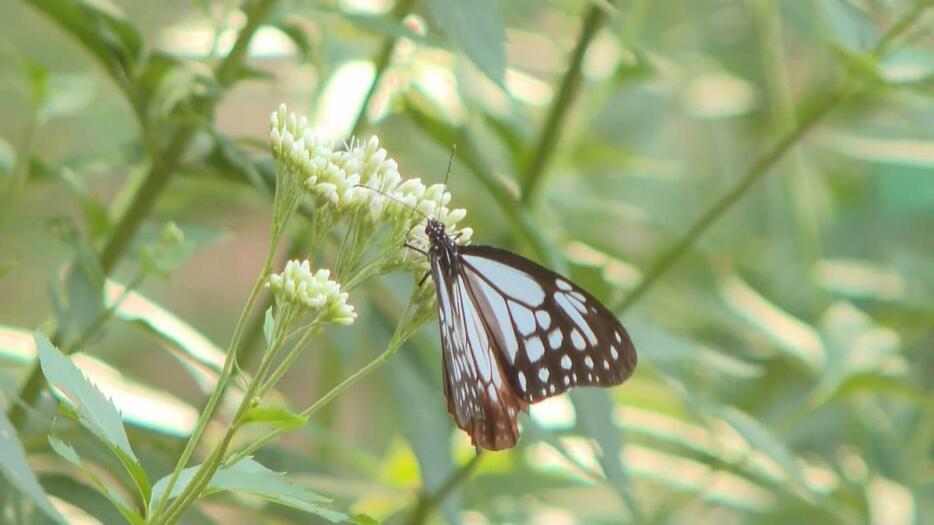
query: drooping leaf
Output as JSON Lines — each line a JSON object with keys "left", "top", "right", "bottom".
{"left": 0, "top": 408, "right": 67, "bottom": 524}
{"left": 47, "top": 436, "right": 143, "bottom": 525}
{"left": 150, "top": 458, "right": 347, "bottom": 522}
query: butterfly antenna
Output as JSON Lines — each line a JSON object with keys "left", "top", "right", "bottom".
{"left": 354, "top": 184, "right": 430, "bottom": 221}
{"left": 443, "top": 144, "right": 457, "bottom": 189}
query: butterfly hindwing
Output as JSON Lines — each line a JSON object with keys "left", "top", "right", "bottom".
{"left": 431, "top": 256, "right": 526, "bottom": 450}
{"left": 459, "top": 245, "right": 637, "bottom": 403}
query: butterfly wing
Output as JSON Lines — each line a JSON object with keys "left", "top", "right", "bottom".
{"left": 459, "top": 245, "right": 637, "bottom": 403}
{"left": 431, "top": 258, "right": 527, "bottom": 451}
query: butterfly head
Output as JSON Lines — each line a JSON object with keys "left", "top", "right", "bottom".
{"left": 424, "top": 218, "right": 448, "bottom": 252}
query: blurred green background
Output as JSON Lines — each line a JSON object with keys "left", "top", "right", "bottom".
{"left": 1, "top": 0, "right": 933, "bottom": 523}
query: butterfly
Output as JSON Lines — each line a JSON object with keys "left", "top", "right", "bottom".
{"left": 420, "top": 218, "right": 637, "bottom": 451}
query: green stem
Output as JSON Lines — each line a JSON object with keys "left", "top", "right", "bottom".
{"left": 613, "top": 87, "right": 848, "bottom": 314}
{"left": 256, "top": 322, "right": 323, "bottom": 397}
{"left": 519, "top": 0, "right": 612, "bottom": 205}
{"left": 350, "top": 0, "right": 420, "bottom": 138}
{"left": 150, "top": 230, "right": 280, "bottom": 521}
{"left": 408, "top": 453, "right": 483, "bottom": 525}
{"left": 224, "top": 296, "right": 424, "bottom": 468}
{"left": 159, "top": 311, "right": 287, "bottom": 525}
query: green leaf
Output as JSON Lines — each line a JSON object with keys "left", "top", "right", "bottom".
{"left": 150, "top": 458, "right": 348, "bottom": 522}
{"left": 263, "top": 307, "right": 275, "bottom": 348}
{"left": 571, "top": 388, "right": 641, "bottom": 519}
{"left": 242, "top": 404, "right": 308, "bottom": 432}
{"left": 58, "top": 168, "right": 112, "bottom": 240}
{"left": 275, "top": 17, "right": 312, "bottom": 62}
{"left": 0, "top": 408, "right": 67, "bottom": 524}
{"left": 35, "top": 333, "right": 151, "bottom": 503}
{"left": 427, "top": 0, "right": 506, "bottom": 86}
{"left": 35, "top": 332, "right": 134, "bottom": 459}
{"left": 25, "top": 0, "right": 143, "bottom": 95}
{"left": 718, "top": 406, "right": 809, "bottom": 492}
{"left": 47, "top": 436, "right": 144, "bottom": 525}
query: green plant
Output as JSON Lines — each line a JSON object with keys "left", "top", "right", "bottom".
{"left": 1, "top": 0, "right": 933, "bottom": 524}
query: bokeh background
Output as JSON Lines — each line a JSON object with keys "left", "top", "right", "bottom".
{"left": 1, "top": 0, "right": 933, "bottom": 523}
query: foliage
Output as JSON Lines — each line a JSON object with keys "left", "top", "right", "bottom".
{"left": 1, "top": 0, "right": 933, "bottom": 523}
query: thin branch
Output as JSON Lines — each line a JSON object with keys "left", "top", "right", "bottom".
{"left": 519, "top": 0, "right": 614, "bottom": 205}
{"left": 408, "top": 453, "right": 483, "bottom": 525}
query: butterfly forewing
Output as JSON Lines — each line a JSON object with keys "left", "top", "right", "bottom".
{"left": 459, "top": 245, "right": 636, "bottom": 403}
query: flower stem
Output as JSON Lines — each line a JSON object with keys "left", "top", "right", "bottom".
{"left": 223, "top": 293, "right": 424, "bottom": 468}
{"left": 150, "top": 230, "right": 281, "bottom": 521}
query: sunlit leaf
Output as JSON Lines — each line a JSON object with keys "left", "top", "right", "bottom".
{"left": 104, "top": 281, "right": 226, "bottom": 391}
{"left": 718, "top": 406, "right": 809, "bottom": 493}
{"left": 720, "top": 273, "right": 824, "bottom": 371}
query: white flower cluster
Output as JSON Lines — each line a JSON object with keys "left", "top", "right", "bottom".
{"left": 266, "top": 260, "right": 356, "bottom": 325}
{"left": 267, "top": 103, "right": 473, "bottom": 252}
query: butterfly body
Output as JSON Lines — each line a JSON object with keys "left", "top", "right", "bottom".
{"left": 422, "top": 218, "right": 637, "bottom": 451}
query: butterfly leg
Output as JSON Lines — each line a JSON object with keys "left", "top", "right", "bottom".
{"left": 418, "top": 270, "right": 431, "bottom": 287}
{"left": 404, "top": 242, "right": 428, "bottom": 256}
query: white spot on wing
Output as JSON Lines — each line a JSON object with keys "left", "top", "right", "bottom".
{"left": 555, "top": 292, "right": 598, "bottom": 345}
{"left": 548, "top": 328, "right": 563, "bottom": 349}
{"left": 561, "top": 355, "right": 572, "bottom": 370}
{"left": 518, "top": 371, "right": 527, "bottom": 392}
{"left": 571, "top": 329, "right": 585, "bottom": 350}
{"left": 526, "top": 335, "right": 545, "bottom": 362}
{"left": 556, "top": 279, "right": 573, "bottom": 291}
{"left": 610, "top": 346, "right": 619, "bottom": 360}
{"left": 584, "top": 356, "right": 594, "bottom": 369}
{"left": 538, "top": 367, "right": 550, "bottom": 382}
{"left": 464, "top": 255, "right": 546, "bottom": 305}
{"left": 535, "top": 310, "right": 551, "bottom": 329}
{"left": 508, "top": 301, "right": 536, "bottom": 336}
